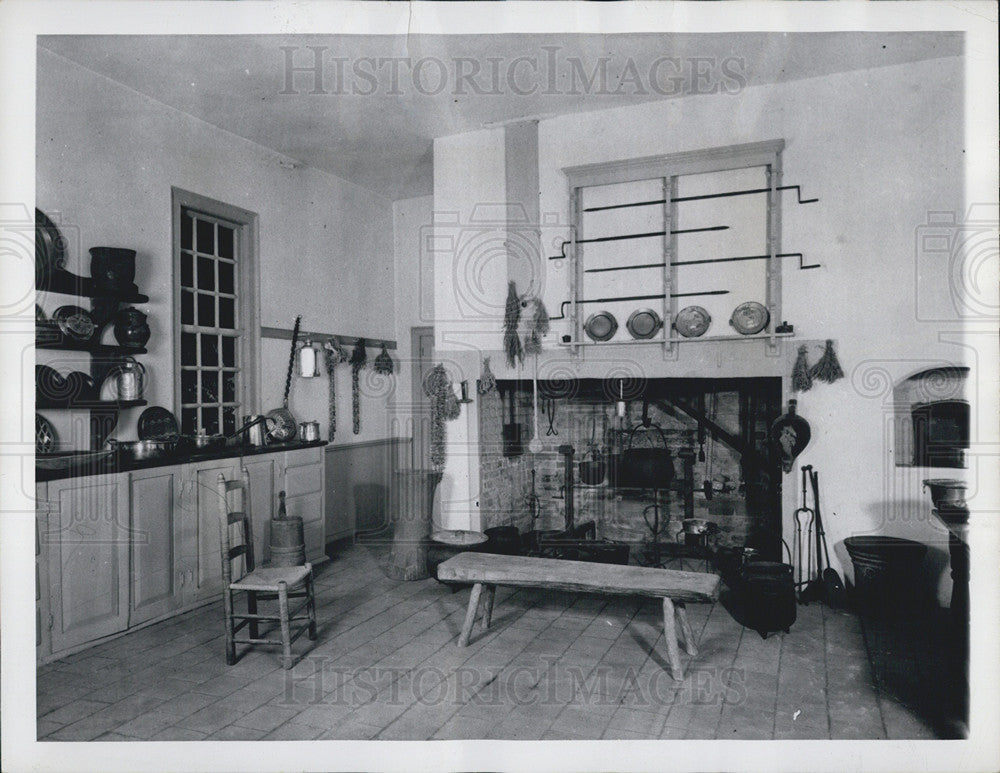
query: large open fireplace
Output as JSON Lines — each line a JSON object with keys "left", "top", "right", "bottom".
{"left": 477, "top": 377, "right": 784, "bottom": 563}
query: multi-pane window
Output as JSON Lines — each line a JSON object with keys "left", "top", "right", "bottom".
{"left": 178, "top": 208, "right": 242, "bottom": 437}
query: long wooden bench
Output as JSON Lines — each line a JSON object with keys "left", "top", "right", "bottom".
{"left": 436, "top": 552, "right": 721, "bottom": 681}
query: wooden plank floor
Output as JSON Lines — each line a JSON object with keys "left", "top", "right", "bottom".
{"left": 36, "top": 542, "right": 956, "bottom": 741}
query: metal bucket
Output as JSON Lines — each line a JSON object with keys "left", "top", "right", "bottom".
{"left": 844, "top": 536, "right": 927, "bottom": 616}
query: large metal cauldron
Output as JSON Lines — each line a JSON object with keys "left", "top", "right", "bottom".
{"left": 616, "top": 423, "right": 674, "bottom": 489}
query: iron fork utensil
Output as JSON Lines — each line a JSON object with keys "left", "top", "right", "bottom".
{"left": 794, "top": 464, "right": 815, "bottom": 598}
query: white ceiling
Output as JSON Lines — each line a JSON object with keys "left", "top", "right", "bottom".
{"left": 39, "top": 32, "right": 961, "bottom": 201}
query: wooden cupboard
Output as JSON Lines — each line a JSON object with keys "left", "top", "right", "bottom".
{"left": 43, "top": 472, "right": 131, "bottom": 654}
{"left": 36, "top": 445, "right": 325, "bottom": 661}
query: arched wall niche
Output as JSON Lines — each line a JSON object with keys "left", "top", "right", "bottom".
{"left": 893, "top": 366, "right": 969, "bottom": 469}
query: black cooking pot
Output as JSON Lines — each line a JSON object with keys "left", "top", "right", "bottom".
{"left": 740, "top": 559, "right": 797, "bottom": 639}
{"left": 618, "top": 423, "right": 675, "bottom": 489}
{"left": 617, "top": 449, "right": 674, "bottom": 488}
{"left": 617, "top": 448, "right": 674, "bottom": 488}
{"left": 484, "top": 526, "right": 521, "bottom": 556}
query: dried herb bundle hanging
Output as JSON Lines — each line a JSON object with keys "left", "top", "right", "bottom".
{"left": 522, "top": 298, "right": 550, "bottom": 356}
{"left": 503, "top": 281, "right": 523, "bottom": 368}
{"left": 809, "top": 339, "right": 844, "bottom": 384}
{"left": 478, "top": 355, "right": 497, "bottom": 394}
{"left": 791, "top": 344, "right": 812, "bottom": 392}
{"left": 424, "top": 363, "right": 461, "bottom": 469}
{"left": 373, "top": 342, "right": 394, "bottom": 375}
{"left": 323, "top": 337, "right": 349, "bottom": 440}
{"left": 350, "top": 338, "right": 368, "bottom": 434}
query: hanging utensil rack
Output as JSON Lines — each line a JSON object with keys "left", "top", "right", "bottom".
{"left": 261, "top": 326, "right": 396, "bottom": 349}
{"left": 580, "top": 183, "right": 819, "bottom": 213}
{"left": 584, "top": 252, "right": 820, "bottom": 273}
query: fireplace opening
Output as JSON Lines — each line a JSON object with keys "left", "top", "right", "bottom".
{"left": 893, "top": 366, "right": 969, "bottom": 469}
{"left": 478, "top": 377, "right": 784, "bottom": 562}
{"left": 912, "top": 399, "right": 969, "bottom": 468}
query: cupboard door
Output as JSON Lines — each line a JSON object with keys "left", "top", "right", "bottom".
{"left": 44, "top": 473, "right": 130, "bottom": 654}
{"left": 243, "top": 456, "right": 277, "bottom": 566}
{"left": 129, "top": 467, "right": 184, "bottom": 625}
{"left": 36, "top": 482, "right": 50, "bottom": 658}
{"left": 180, "top": 460, "right": 237, "bottom": 603}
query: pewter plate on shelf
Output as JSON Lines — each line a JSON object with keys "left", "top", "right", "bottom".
{"left": 626, "top": 308, "right": 663, "bottom": 339}
{"left": 584, "top": 311, "right": 618, "bottom": 342}
{"left": 137, "top": 406, "right": 180, "bottom": 440}
{"left": 53, "top": 305, "right": 97, "bottom": 341}
{"left": 673, "top": 306, "right": 711, "bottom": 338}
{"left": 729, "top": 301, "right": 770, "bottom": 335}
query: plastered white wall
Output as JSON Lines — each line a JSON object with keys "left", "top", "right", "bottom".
{"left": 36, "top": 48, "right": 396, "bottom": 450}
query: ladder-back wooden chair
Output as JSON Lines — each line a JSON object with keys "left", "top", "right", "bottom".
{"left": 217, "top": 469, "right": 317, "bottom": 669}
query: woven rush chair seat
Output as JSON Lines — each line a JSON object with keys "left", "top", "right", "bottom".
{"left": 230, "top": 565, "right": 312, "bottom": 592}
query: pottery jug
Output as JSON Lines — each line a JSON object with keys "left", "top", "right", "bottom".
{"left": 113, "top": 307, "right": 150, "bottom": 348}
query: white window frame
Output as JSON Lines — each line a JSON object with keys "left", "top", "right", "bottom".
{"left": 171, "top": 187, "right": 260, "bottom": 433}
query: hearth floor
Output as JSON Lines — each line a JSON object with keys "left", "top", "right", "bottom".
{"left": 36, "top": 541, "right": 956, "bottom": 742}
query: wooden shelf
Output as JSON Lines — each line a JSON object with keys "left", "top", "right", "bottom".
{"left": 37, "top": 269, "right": 149, "bottom": 303}
{"left": 35, "top": 329, "right": 146, "bottom": 356}
{"left": 36, "top": 398, "right": 147, "bottom": 411}
{"left": 558, "top": 332, "right": 795, "bottom": 347}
